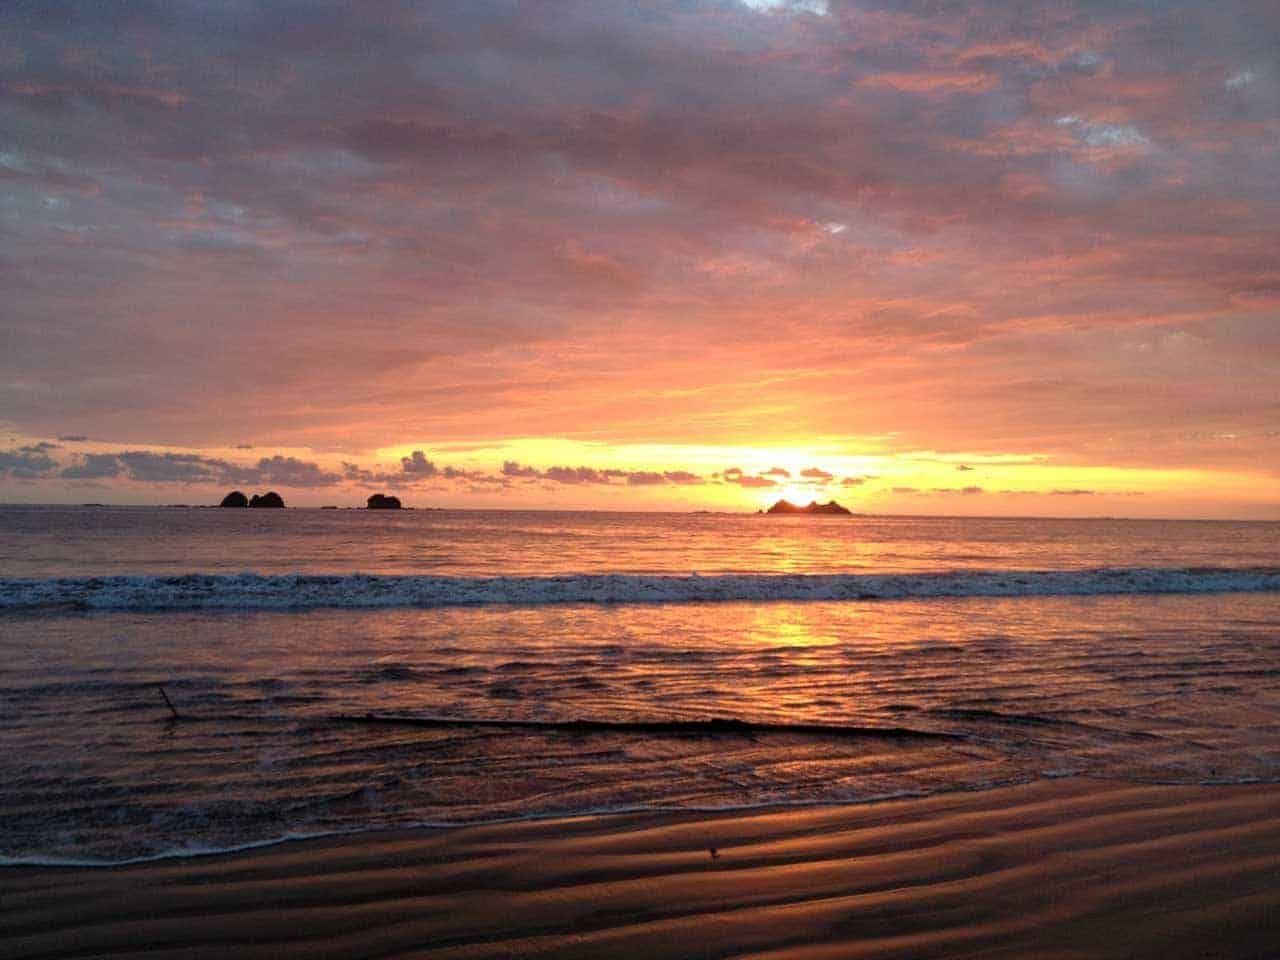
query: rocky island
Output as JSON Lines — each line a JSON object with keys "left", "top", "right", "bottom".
{"left": 366, "top": 494, "right": 402, "bottom": 509}
{"left": 763, "top": 499, "right": 853, "bottom": 516}
{"left": 219, "top": 491, "right": 285, "bottom": 507}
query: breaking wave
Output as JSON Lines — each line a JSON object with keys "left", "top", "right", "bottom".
{"left": 2, "top": 567, "right": 1278, "bottom": 612}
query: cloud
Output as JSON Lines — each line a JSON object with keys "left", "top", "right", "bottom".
{"left": 252, "top": 455, "right": 342, "bottom": 488}
{"left": 841, "top": 476, "right": 868, "bottom": 486}
{"left": 626, "top": 471, "right": 666, "bottom": 486}
{"left": 728, "top": 474, "right": 779, "bottom": 488}
{"left": 895, "top": 485, "right": 987, "bottom": 496}
{"left": 338, "top": 451, "right": 490, "bottom": 487}
{"left": 544, "top": 465, "right": 617, "bottom": 485}
{"left": 721, "top": 466, "right": 784, "bottom": 488}
{"left": 956, "top": 464, "right": 974, "bottom": 472}
{"left": 115, "top": 452, "right": 227, "bottom": 484}
{"left": 498, "top": 460, "right": 705, "bottom": 487}
{"left": 57, "top": 450, "right": 342, "bottom": 487}
{"left": 663, "top": 470, "right": 704, "bottom": 485}
{"left": 1001, "top": 488, "right": 1144, "bottom": 497}
{"left": 741, "top": 0, "right": 829, "bottom": 15}
{"left": 502, "top": 460, "right": 541, "bottom": 478}
{"left": 342, "top": 461, "right": 374, "bottom": 482}
{"left": 0, "top": 444, "right": 59, "bottom": 479}
{"left": 60, "top": 454, "right": 123, "bottom": 480}
{"left": 57, "top": 435, "right": 88, "bottom": 442}
{"left": 800, "top": 467, "right": 833, "bottom": 481}
{"left": 401, "top": 450, "right": 438, "bottom": 477}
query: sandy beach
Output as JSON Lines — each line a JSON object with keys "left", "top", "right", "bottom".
{"left": 4, "top": 778, "right": 1278, "bottom": 959}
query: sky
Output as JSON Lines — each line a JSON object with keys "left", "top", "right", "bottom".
{"left": 1, "top": 0, "right": 1277, "bottom": 517}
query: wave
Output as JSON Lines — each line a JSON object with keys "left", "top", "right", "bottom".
{"left": 1, "top": 567, "right": 1278, "bottom": 612}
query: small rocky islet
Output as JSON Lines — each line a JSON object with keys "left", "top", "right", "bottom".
{"left": 760, "top": 499, "right": 853, "bottom": 516}
{"left": 218, "top": 490, "right": 284, "bottom": 508}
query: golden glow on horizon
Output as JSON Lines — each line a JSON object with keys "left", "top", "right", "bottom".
{"left": 11, "top": 430, "right": 1274, "bottom": 519}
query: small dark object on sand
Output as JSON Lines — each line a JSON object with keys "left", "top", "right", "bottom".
{"left": 157, "top": 684, "right": 181, "bottom": 720}
{"left": 709, "top": 847, "right": 719, "bottom": 859}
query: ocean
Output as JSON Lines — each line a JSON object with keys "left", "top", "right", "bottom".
{"left": 2, "top": 505, "right": 1278, "bottom": 865}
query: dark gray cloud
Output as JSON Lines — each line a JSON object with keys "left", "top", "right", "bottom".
{"left": 335, "top": 450, "right": 489, "bottom": 487}
{"left": 499, "top": 459, "right": 705, "bottom": 487}
{"left": 0, "top": 443, "right": 59, "bottom": 479}
{"left": 544, "top": 466, "right": 616, "bottom": 485}
{"left": 60, "top": 453, "right": 123, "bottom": 480}
{"left": 252, "top": 455, "right": 342, "bottom": 488}
{"left": 401, "top": 450, "right": 437, "bottom": 477}
{"left": 114, "top": 451, "right": 225, "bottom": 484}
{"left": 342, "top": 461, "right": 375, "bottom": 483}
{"left": 55, "top": 450, "right": 342, "bottom": 487}
{"left": 502, "top": 460, "right": 540, "bottom": 478}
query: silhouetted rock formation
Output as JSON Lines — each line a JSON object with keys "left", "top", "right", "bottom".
{"left": 219, "top": 491, "right": 249, "bottom": 508}
{"left": 367, "top": 493, "right": 402, "bottom": 509}
{"left": 765, "top": 499, "right": 852, "bottom": 516}
{"left": 249, "top": 491, "right": 285, "bottom": 508}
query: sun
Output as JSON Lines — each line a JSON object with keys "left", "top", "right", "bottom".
{"left": 772, "top": 483, "right": 818, "bottom": 507}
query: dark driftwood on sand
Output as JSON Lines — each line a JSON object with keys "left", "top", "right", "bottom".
{"left": 157, "top": 684, "right": 182, "bottom": 720}
{"left": 153, "top": 701, "right": 955, "bottom": 740}
{"left": 331, "top": 713, "right": 957, "bottom": 740}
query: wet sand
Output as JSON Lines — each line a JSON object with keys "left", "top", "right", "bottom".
{"left": 3, "top": 779, "right": 1278, "bottom": 959}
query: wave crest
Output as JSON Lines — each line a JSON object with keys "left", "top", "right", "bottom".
{"left": 1, "top": 567, "right": 1278, "bottom": 612}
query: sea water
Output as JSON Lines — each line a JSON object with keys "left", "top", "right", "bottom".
{"left": 1, "top": 505, "right": 1278, "bottom": 863}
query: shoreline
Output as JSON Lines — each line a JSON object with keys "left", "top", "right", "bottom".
{"left": 5, "top": 778, "right": 1278, "bottom": 958}
{"left": 0, "top": 779, "right": 1028, "bottom": 871}
{"left": 3, "top": 773, "right": 1271, "bottom": 872}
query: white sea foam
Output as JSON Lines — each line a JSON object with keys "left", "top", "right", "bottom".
{"left": 1, "top": 567, "right": 1277, "bottom": 612}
